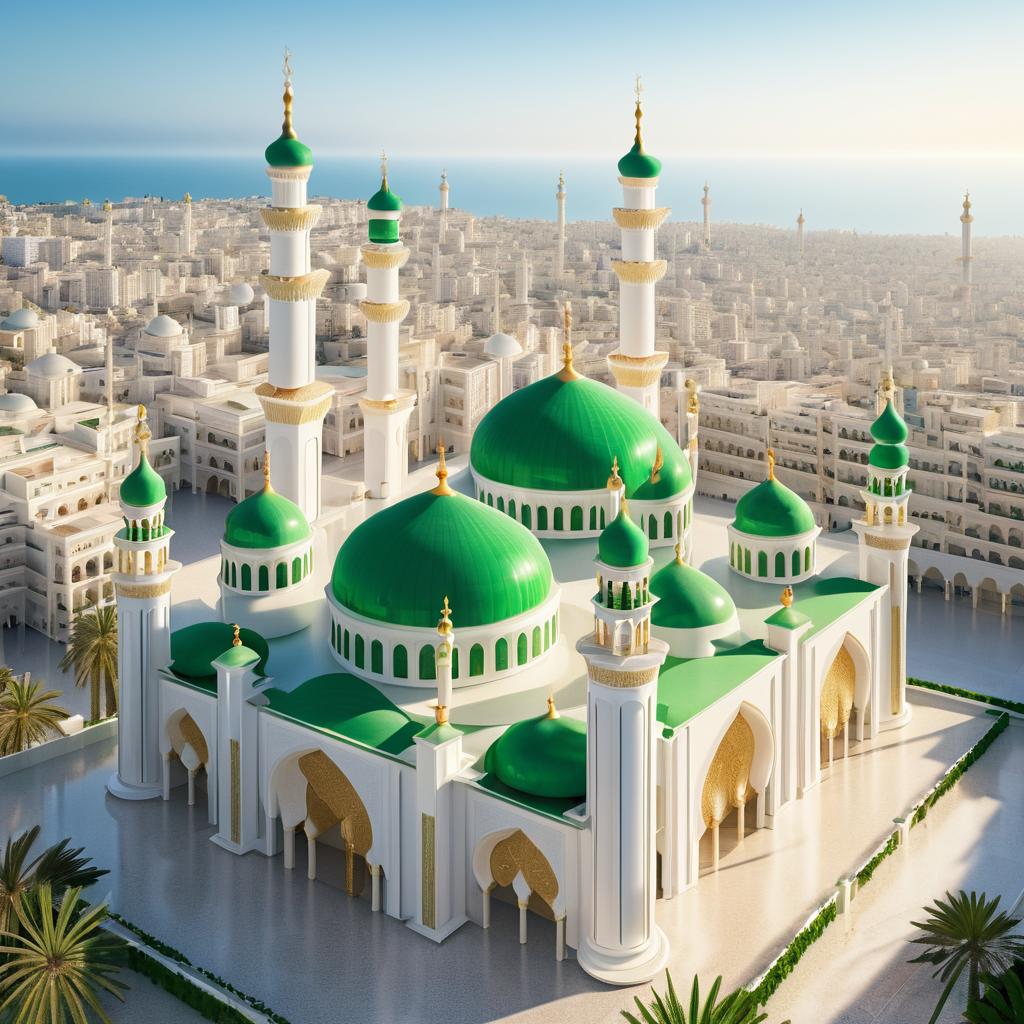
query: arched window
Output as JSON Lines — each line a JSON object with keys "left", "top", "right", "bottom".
{"left": 516, "top": 632, "right": 527, "bottom": 665}
{"left": 258, "top": 565, "right": 269, "bottom": 592}
{"left": 222, "top": 559, "right": 229, "bottom": 583}
{"left": 621, "top": 582, "right": 633, "bottom": 610}
{"left": 144, "top": 551, "right": 152, "bottom": 573}
{"left": 553, "top": 507, "right": 564, "bottom": 531}
{"left": 393, "top": 644, "right": 408, "bottom": 679}
{"left": 775, "top": 551, "right": 786, "bottom": 577}
{"left": 607, "top": 580, "right": 614, "bottom": 607}
{"left": 241, "top": 564, "right": 252, "bottom": 591}
{"left": 479, "top": 491, "right": 486, "bottom": 503}
{"left": 757, "top": 551, "right": 768, "bottom": 577}
{"left": 343, "top": 629, "right": 350, "bottom": 659}
{"left": 495, "top": 637, "right": 509, "bottom": 671}
{"left": 354, "top": 634, "right": 365, "bottom": 668}
{"left": 487, "top": 493, "right": 494, "bottom": 507}
{"left": 537, "top": 506, "right": 548, "bottom": 530}
{"left": 470, "top": 643, "right": 484, "bottom": 677}
{"left": 371, "top": 640, "right": 383, "bottom": 674}
{"left": 664, "top": 511, "right": 673, "bottom": 538}
{"left": 292, "top": 556, "right": 302, "bottom": 584}
{"left": 804, "top": 546, "right": 812, "bottom": 571}
{"left": 497, "top": 496, "right": 505, "bottom": 513}
{"left": 276, "top": 562, "right": 288, "bottom": 589}
{"left": 508, "top": 499, "right": 516, "bottom": 520}
{"left": 792, "top": 549, "right": 801, "bottom": 576}
{"left": 744, "top": 549, "right": 752, "bottom": 575}
{"left": 543, "top": 621, "right": 550, "bottom": 650}
{"left": 231, "top": 563, "right": 237, "bottom": 588}
{"left": 570, "top": 505, "right": 583, "bottom": 531}
{"left": 532, "top": 626, "right": 542, "bottom": 657}
{"left": 451, "top": 647, "right": 460, "bottom": 679}
{"left": 522, "top": 504, "right": 532, "bottom": 529}
{"left": 551, "top": 613, "right": 558, "bottom": 641}
{"left": 331, "top": 621, "right": 337, "bottom": 649}
{"left": 600, "top": 506, "right": 606, "bottom": 529}
{"left": 590, "top": 506, "right": 598, "bottom": 530}
{"left": 419, "top": 644, "right": 436, "bottom": 680}
{"left": 648, "top": 516, "right": 658, "bottom": 540}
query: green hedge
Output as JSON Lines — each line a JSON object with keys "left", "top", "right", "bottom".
{"left": 855, "top": 831, "right": 900, "bottom": 888}
{"left": 908, "top": 677, "right": 1024, "bottom": 716}
{"left": 747, "top": 900, "right": 838, "bottom": 1005}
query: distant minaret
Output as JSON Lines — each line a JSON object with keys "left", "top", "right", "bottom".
{"left": 960, "top": 191, "right": 973, "bottom": 321}
{"left": 608, "top": 76, "right": 670, "bottom": 417}
{"left": 492, "top": 268, "right": 501, "bottom": 335}
{"left": 556, "top": 171, "right": 566, "bottom": 278}
{"left": 515, "top": 250, "right": 530, "bottom": 306}
{"left": 797, "top": 209, "right": 805, "bottom": 258}
{"left": 701, "top": 182, "right": 712, "bottom": 251}
{"left": 182, "top": 193, "right": 193, "bottom": 256}
{"left": 102, "top": 200, "right": 113, "bottom": 266}
{"left": 439, "top": 169, "right": 449, "bottom": 236}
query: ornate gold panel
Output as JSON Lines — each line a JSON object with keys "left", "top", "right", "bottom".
{"left": 820, "top": 645, "right": 856, "bottom": 740}
{"left": 115, "top": 579, "right": 173, "bottom": 599}
{"left": 259, "top": 205, "right": 322, "bottom": 232}
{"left": 360, "top": 245, "right": 410, "bottom": 270}
{"left": 611, "top": 259, "right": 668, "bottom": 285}
{"left": 488, "top": 830, "right": 559, "bottom": 907}
{"left": 587, "top": 664, "right": 659, "bottom": 688}
{"left": 421, "top": 813, "right": 435, "bottom": 929}
{"left": 701, "top": 714, "right": 755, "bottom": 829}
{"left": 260, "top": 268, "right": 331, "bottom": 302}
{"left": 865, "top": 534, "right": 910, "bottom": 551}
{"left": 359, "top": 299, "right": 411, "bottom": 323}
{"left": 178, "top": 713, "right": 209, "bottom": 765}
{"left": 298, "top": 750, "right": 373, "bottom": 856}
{"left": 230, "top": 739, "right": 240, "bottom": 844}
{"left": 612, "top": 207, "right": 670, "bottom": 230}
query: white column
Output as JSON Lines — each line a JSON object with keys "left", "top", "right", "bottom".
{"left": 702, "top": 183, "right": 711, "bottom": 250}
{"left": 556, "top": 173, "right": 566, "bottom": 278}
{"left": 370, "top": 864, "right": 382, "bottom": 911}
{"left": 283, "top": 826, "right": 295, "bottom": 870}
{"left": 518, "top": 901, "right": 528, "bottom": 944}
{"left": 306, "top": 828, "right": 318, "bottom": 880}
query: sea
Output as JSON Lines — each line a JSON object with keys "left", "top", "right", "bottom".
{"left": 2, "top": 154, "right": 1024, "bottom": 237}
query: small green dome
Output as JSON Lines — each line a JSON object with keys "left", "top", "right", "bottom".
{"left": 598, "top": 505, "right": 649, "bottom": 568}
{"left": 331, "top": 483, "right": 553, "bottom": 628}
{"left": 618, "top": 143, "right": 662, "bottom": 179}
{"left": 734, "top": 477, "right": 816, "bottom": 538}
{"left": 650, "top": 557, "right": 737, "bottom": 630}
{"left": 871, "top": 400, "right": 908, "bottom": 445}
{"left": 216, "top": 644, "right": 261, "bottom": 669}
{"left": 224, "top": 484, "right": 310, "bottom": 550}
{"left": 470, "top": 372, "right": 691, "bottom": 499}
{"left": 367, "top": 184, "right": 402, "bottom": 212}
{"left": 120, "top": 451, "right": 166, "bottom": 508}
{"left": 265, "top": 134, "right": 313, "bottom": 168}
{"left": 869, "top": 443, "right": 909, "bottom": 469}
{"left": 484, "top": 706, "right": 586, "bottom": 799}
{"left": 170, "top": 622, "right": 269, "bottom": 680}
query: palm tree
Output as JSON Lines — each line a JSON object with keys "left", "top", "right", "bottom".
{"left": 0, "top": 826, "right": 108, "bottom": 940}
{"left": 622, "top": 972, "right": 781, "bottom": 1024}
{"left": 966, "top": 968, "right": 1024, "bottom": 1024}
{"left": 910, "top": 890, "right": 1024, "bottom": 1023}
{"left": 0, "top": 676, "right": 69, "bottom": 757}
{"left": 60, "top": 604, "right": 119, "bottom": 722}
{"left": 0, "top": 665, "right": 15, "bottom": 693}
{"left": 0, "top": 883, "right": 126, "bottom": 1023}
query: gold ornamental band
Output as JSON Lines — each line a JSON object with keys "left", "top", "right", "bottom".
{"left": 612, "top": 207, "right": 671, "bottom": 231}
{"left": 607, "top": 350, "right": 669, "bottom": 388}
{"left": 360, "top": 299, "right": 411, "bottom": 324}
{"left": 258, "top": 397, "right": 332, "bottom": 426}
{"left": 421, "top": 813, "right": 436, "bottom": 929}
{"left": 611, "top": 259, "right": 668, "bottom": 285}
{"left": 359, "top": 391, "right": 417, "bottom": 415}
{"left": 256, "top": 380, "right": 333, "bottom": 404}
{"left": 261, "top": 268, "right": 331, "bottom": 302}
{"left": 265, "top": 165, "right": 312, "bottom": 181}
{"left": 260, "top": 205, "right": 322, "bottom": 232}
{"left": 865, "top": 534, "right": 911, "bottom": 551}
{"left": 588, "top": 664, "right": 659, "bottom": 688}
{"left": 618, "top": 174, "right": 661, "bottom": 188}
{"left": 230, "top": 739, "right": 241, "bottom": 845}
{"left": 360, "top": 245, "right": 410, "bottom": 270}
{"left": 115, "top": 579, "right": 173, "bottom": 599}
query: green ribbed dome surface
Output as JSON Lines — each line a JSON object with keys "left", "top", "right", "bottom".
{"left": 871, "top": 400, "right": 908, "bottom": 445}
{"left": 869, "top": 443, "right": 909, "bottom": 469}
{"left": 483, "top": 711, "right": 586, "bottom": 799}
{"left": 120, "top": 452, "right": 166, "bottom": 508}
{"left": 734, "top": 478, "right": 816, "bottom": 538}
{"left": 650, "top": 558, "right": 736, "bottom": 629}
{"left": 265, "top": 135, "right": 312, "bottom": 168}
{"left": 331, "top": 488, "right": 553, "bottom": 628}
{"left": 470, "top": 373, "right": 691, "bottom": 498}
{"left": 367, "top": 184, "right": 402, "bottom": 212}
{"left": 224, "top": 486, "right": 310, "bottom": 550}
{"left": 618, "top": 143, "right": 662, "bottom": 179}
{"left": 170, "top": 623, "right": 269, "bottom": 680}
{"left": 599, "top": 506, "right": 649, "bottom": 567}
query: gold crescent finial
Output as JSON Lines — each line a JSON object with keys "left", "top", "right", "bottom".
{"left": 649, "top": 444, "right": 664, "bottom": 484}
{"left": 437, "top": 595, "right": 453, "bottom": 635}
{"left": 232, "top": 623, "right": 242, "bottom": 646}
{"left": 283, "top": 48, "right": 293, "bottom": 86}
{"left": 432, "top": 438, "right": 453, "bottom": 495}
{"left": 133, "top": 404, "right": 151, "bottom": 450}
{"left": 607, "top": 455, "right": 623, "bottom": 490}
{"left": 557, "top": 301, "right": 580, "bottom": 382}
{"left": 633, "top": 74, "right": 644, "bottom": 149}
{"left": 767, "top": 448, "right": 776, "bottom": 481}
{"left": 262, "top": 450, "right": 271, "bottom": 488}
{"left": 546, "top": 695, "right": 559, "bottom": 720}
{"left": 781, "top": 586, "right": 794, "bottom": 608}
{"left": 281, "top": 49, "right": 295, "bottom": 139}
{"left": 380, "top": 151, "right": 389, "bottom": 190}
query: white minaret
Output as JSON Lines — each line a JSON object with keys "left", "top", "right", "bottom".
{"left": 852, "top": 373, "right": 917, "bottom": 729}
{"left": 556, "top": 171, "right": 566, "bottom": 278}
{"left": 960, "top": 191, "right": 973, "bottom": 320}
{"left": 439, "top": 168, "right": 449, "bottom": 212}
{"left": 256, "top": 53, "right": 332, "bottom": 520}
{"left": 492, "top": 268, "right": 501, "bottom": 335}
{"left": 701, "top": 181, "right": 712, "bottom": 251}
{"left": 576, "top": 495, "right": 670, "bottom": 984}
{"left": 797, "top": 208, "right": 805, "bottom": 258}
{"left": 108, "top": 405, "right": 181, "bottom": 801}
{"left": 360, "top": 153, "right": 415, "bottom": 500}
{"left": 182, "top": 192, "right": 194, "bottom": 256}
{"left": 515, "top": 250, "right": 530, "bottom": 306}
{"left": 608, "top": 77, "right": 670, "bottom": 418}
{"left": 102, "top": 199, "right": 113, "bottom": 266}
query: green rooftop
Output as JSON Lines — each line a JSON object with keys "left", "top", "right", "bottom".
{"left": 472, "top": 773, "right": 585, "bottom": 827}
{"left": 789, "top": 576, "right": 878, "bottom": 638}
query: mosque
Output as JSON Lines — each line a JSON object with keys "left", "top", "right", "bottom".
{"left": 108, "top": 66, "right": 917, "bottom": 985}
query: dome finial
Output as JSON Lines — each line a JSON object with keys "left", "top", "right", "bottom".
{"left": 380, "top": 150, "right": 389, "bottom": 192}
{"left": 557, "top": 301, "right": 580, "bottom": 381}
{"left": 649, "top": 444, "right": 664, "bottom": 484}
{"left": 133, "top": 404, "right": 151, "bottom": 451}
{"left": 281, "top": 48, "right": 296, "bottom": 140}
{"left": 607, "top": 455, "right": 623, "bottom": 491}
{"left": 232, "top": 623, "right": 242, "bottom": 646}
{"left": 767, "top": 447, "right": 776, "bottom": 481}
{"left": 546, "top": 695, "right": 559, "bottom": 720}
{"left": 262, "top": 449, "right": 272, "bottom": 490}
{"left": 432, "top": 438, "right": 453, "bottom": 495}
{"left": 633, "top": 74, "right": 644, "bottom": 150}
{"left": 437, "top": 595, "right": 453, "bottom": 636}
{"left": 780, "top": 586, "right": 794, "bottom": 608}
{"left": 674, "top": 510, "right": 684, "bottom": 563}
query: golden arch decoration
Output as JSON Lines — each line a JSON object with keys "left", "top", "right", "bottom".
{"left": 489, "top": 830, "right": 558, "bottom": 907}
{"left": 178, "top": 713, "right": 209, "bottom": 765}
{"left": 701, "top": 714, "right": 755, "bottom": 829}
{"left": 820, "top": 645, "right": 855, "bottom": 740}
{"left": 298, "top": 750, "right": 373, "bottom": 857}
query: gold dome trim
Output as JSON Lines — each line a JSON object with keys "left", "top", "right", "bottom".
{"left": 260, "top": 268, "right": 330, "bottom": 302}
{"left": 611, "top": 259, "right": 667, "bottom": 285}
{"left": 360, "top": 244, "right": 410, "bottom": 270}
{"left": 359, "top": 299, "right": 410, "bottom": 324}
{"left": 260, "top": 205, "right": 322, "bottom": 232}
{"left": 612, "top": 207, "right": 670, "bottom": 230}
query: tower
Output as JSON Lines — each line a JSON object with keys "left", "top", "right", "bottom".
{"left": 960, "top": 191, "right": 973, "bottom": 321}
{"left": 608, "top": 77, "right": 670, "bottom": 418}
{"left": 556, "top": 171, "right": 566, "bottom": 278}
{"left": 575, "top": 491, "right": 670, "bottom": 984}
{"left": 359, "top": 154, "right": 415, "bottom": 500}
{"left": 182, "top": 192, "right": 193, "bottom": 256}
{"left": 852, "top": 374, "right": 917, "bottom": 727}
{"left": 797, "top": 208, "right": 805, "bottom": 258}
{"left": 108, "top": 405, "right": 181, "bottom": 800}
{"left": 256, "top": 52, "right": 332, "bottom": 520}
{"left": 439, "top": 169, "right": 449, "bottom": 213}
{"left": 434, "top": 595, "right": 454, "bottom": 717}
{"left": 701, "top": 181, "right": 712, "bottom": 251}
{"left": 102, "top": 199, "right": 113, "bottom": 266}
{"left": 515, "top": 250, "right": 530, "bottom": 306}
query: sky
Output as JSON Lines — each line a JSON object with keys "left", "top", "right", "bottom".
{"left": 6, "top": 0, "right": 1024, "bottom": 160}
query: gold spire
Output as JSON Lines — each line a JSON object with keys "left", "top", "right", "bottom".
{"left": 649, "top": 444, "right": 664, "bottom": 485}
{"left": 281, "top": 48, "right": 296, "bottom": 139}
{"left": 380, "top": 151, "right": 389, "bottom": 192}
{"left": 766, "top": 447, "right": 776, "bottom": 481}
{"left": 961, "top": 190, "right": 973, "bottom": 224}
{"left": 685, "top": 377, "right": 699, "bottom": 415}
{"left": 232, "top": 623, "right": 242, "bottom": 646}
{"left": 546, "top": 695, "right": 559, "bottom": 720}
{"left": 607, "top": 455, "right": 623, "bottom": 490}
{"left": 434, "top": 703, "right": 449, "bottom": 725}
{"left": 674, "top": 510, "right": 684, "bottom": 563}
{"left": 780, "top": 586, "right": 794, "bottom": 609}
{"left": 432, "top": 438, "right": 453, "bottom": 495}
{"left": 557, "top": 301, "right": 580, "bottom": 381}
{"left": 184, "top": 192, "right": 192, "bottom": 205}
{"left": 437, "top": 595, "right": 453, "bottom": 636}
{"left": 558, "top": 170, "right": 565, "bottom": 191}
{"left": 262, "top": 450, "right": 272, "bottom": 490}
{"left": 633, "top": 74, "right": 644, "bottom": 150}
{"left": 133, "top": 404, "right": 151, "bottom": 451}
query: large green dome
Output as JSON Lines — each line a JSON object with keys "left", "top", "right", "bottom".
{"left": 733, "top": 477, "right": 816, "bottom": 538}
{"left": 265, "top": 135, "right": 312, "bottom": 168}
{"left": 869, "top": 443, "right": 909, "bottom": 469}
{"left": 470, "top": 371, "right": 691, "bottom": 499}
{"left": 871, "top": 400, "right": 908, "bottom": 445}
{"left": 650, "top": 557, "right": 737, "bottom": 629}
{"left": 331, "top": 483, "right": 553, "bottom": 628}
{"left": 599, "top": 505, "right": 649, "bottom": 567}
{"left": 120, "top": 451, "right": 166, "bottom": 508}
{"left": 224, "top": 484, "right": 310, "bottom": 550}
{"left": 483, "top": 704, "right": 586, "bottom": 799}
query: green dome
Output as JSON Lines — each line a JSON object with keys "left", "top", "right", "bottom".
{"left": 617, "top": 143, "right": 662, "bottom": 179}
{"left": 871, "top": 400, "right": 908, "bottom": 445}
{"left": 170, "top": 622, "right": 269, "bottom": 680}
{"left": 483, "top": 706, "right": 586, "bottom": 799}
{"left": 216, "top": 645, "right": 261, "bottom": 669}
{"left": 120, "top": 451, "right": 166, "bottom": 508}
{"left": 470, "top": 372, "right": 691, "bottom": 499}
{"left": 599, "top": 505, "right": 649, "bottom": 568}
{"left": 869, "top": 443, "right": 909, "bottom": 469}
{"left": 367, "top": 184, "right": 402, "bottom": 212}
{"left": 331, "top": 484, "right": 553, "bottom": 628}
{"left": 265, "top": 135, "right": 313, "bottom": 168}
{"left": 650, "top": 557, "right": 737, "bottom": 630}
{"left": 224, "top": 484, "right": 310, "bottom": 550}
{"left": 734, "top": 477, "right": 815, "bottom": 538}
